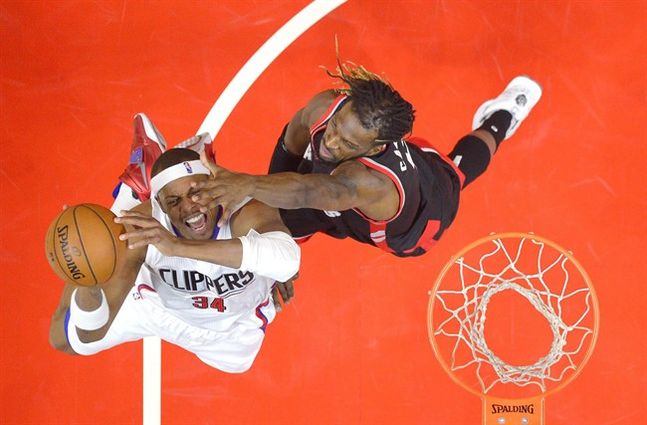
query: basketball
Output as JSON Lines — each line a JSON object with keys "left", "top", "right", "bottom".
{"left": 45, "top": 204, "right": 127, "bottom": 286}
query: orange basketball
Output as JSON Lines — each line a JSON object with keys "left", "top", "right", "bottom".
{"left": 44, "top": 204, "right": 127, "bottom": 286}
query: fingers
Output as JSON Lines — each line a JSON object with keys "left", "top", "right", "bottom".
{"left": 118, "top": 228, "right": 162, "bottom": 248}
{"left": 194, "top": 196, "right": 231, "bottom": 227}
{"left": 279, "top": 281, "right": 292, "bottom": 302}
{"left": 190, "top": 180, "right": 206, "bottom": 190}
{"left": 191, "top": 186, "right": 223, "bottom": 205}
{"left": 114, "top": 212, "right": 170, "bottom": 249}
{"left": 272, "top": 287, "right": 282, "bottom": 313}
{"left": 218, "top": 207, "right": 232, "bottom": 228}
{"left": 117, "top": 210, "right": 150, "bottom": 218}
{"left": 200, "top": 150, "right": 218, "bottom": 174}
{"left": 285, "top": 280, "right": 295, "bottom": 299}
{"left": 273, "top": 275, "right": 297, "bottom": 310}
{"left": 271, "top": 282, "right": 293, "bottom": 313}
{"left": 280, "top": 280, "right": 294, "bottom": 303}
{"left": 115, "top": 212, "right": 159, "bottom": 229}
{"left": 122, "top": 234, "right": 162, "bottom": 249}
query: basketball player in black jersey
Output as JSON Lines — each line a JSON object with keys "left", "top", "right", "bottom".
{"left": 192, "top": 65, "right": 542, "bottom": 257}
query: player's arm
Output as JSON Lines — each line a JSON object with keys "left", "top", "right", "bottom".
{"left": 49, "top": 205, "right": 148, "bottom": 354}
{"left": 229, "top": 200, "right": 300, "bottom": 309}
{"left": 229, "top": 199, "right": 300, "bottom": 285}
{"left": 260, "top": 160, "right": 399, "bottom": 219}
{"left": 116, "top": 202, "right": 300, "bottom": 284}
{"left": 195, "top": 156, "right": 400, "bottom": 224}
{"left": 116, "top": 210, "right": 244, "bottom": 270}
{"left": 144, "top": 200, "right": 299, "bottom": 283}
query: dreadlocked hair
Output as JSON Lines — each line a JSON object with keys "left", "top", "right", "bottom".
{"left": 324, "top": 61, "right": 415, "bottom": 144}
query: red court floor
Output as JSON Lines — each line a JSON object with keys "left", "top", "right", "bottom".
{"left": 1, "top": 1, "right": 646, "bottom": 424}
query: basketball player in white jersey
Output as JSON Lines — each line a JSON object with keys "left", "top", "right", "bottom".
{"left": 49, "top": 143, "right": 300, "bottom": 373}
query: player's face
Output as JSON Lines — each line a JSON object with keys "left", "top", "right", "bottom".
{"left": 320, "top": 102, "right": 382, "bottom": 163}
{"left": 158, "top": 175, "right": 216, "bottom": 240}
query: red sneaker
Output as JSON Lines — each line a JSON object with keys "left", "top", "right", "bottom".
{"left": 119, "top": 113, "right": 166, "bottom": 201}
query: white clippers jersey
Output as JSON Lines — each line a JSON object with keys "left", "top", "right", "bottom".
{"left": 141, "top": 202, "right": 275, "bottom": 333}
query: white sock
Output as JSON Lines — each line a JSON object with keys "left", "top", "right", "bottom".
{"left": 110, "top": 183, "right": 141, "bottom": 216}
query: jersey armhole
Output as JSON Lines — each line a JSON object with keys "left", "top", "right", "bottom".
{"left": 309, "top": 95, "right": 348, "bottom": 135}
{"left": 354, "top": 158, "right": 405, "bottom": 224}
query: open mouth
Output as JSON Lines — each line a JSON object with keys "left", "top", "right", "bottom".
{"left": 319, "top": 141, "right": 334, "bottom": 161}
{"left": 184, "top": 212, "right": 208, "bottom": 233}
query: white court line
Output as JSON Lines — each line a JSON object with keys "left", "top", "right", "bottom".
{"left": 142, "top": 1, "right": 347, "bottom": 424}
{"left": 142, "top": 336, "right": 161, "bottom": 425}
{"left": 196, "top": 0, "right": 347, "bottom": 140}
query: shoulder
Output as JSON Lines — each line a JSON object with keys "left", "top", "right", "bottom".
{"left": 299, "top": 90, "right": 340, "bottom": 127}
{"left": 229, "top": 200, "right": 288, "bottom": 238}
{"left": 331, "top": 160, "right": 401, "bottom": 219}
{"left": 332, "top": 160, "right": 396, "bottom": 195}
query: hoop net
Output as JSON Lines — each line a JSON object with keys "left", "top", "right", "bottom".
{"left": 428, "top": 233, "right": 599, "bottom": 404}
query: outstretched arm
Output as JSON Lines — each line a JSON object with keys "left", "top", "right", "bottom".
{"left": 230, "top": 200, "right": 300, "bottom": 310}
{"left": 115, "top": 208, "right": 244, "bottom": 269}
{"left": 49, "top": 204, "right": 148, "bottom": 354}
{"left": 115, "top": 198, "right": 299, "bottom": 284}
{"left": 193, "top": 154, "right": 400, "bottom": 226}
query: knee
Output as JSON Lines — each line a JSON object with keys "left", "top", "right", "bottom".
{"left": 48, "top": 309, "right": 107, "bottom": 356}
{"left": 449, "top": 135, "right": 492, "bottom": 187}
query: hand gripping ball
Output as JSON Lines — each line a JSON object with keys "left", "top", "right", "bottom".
{"left": 45, "top": 204, "right": 127, "bottom": 286}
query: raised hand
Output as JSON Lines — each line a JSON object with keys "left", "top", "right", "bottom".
{"left": 191, "top": 150, "right": 255, "bottom": 227}
{"left": 272, "top": 272, "right": 298, "bottom": 312}
{"left": 115, "top": 210, "right": 178, "bottom": 256}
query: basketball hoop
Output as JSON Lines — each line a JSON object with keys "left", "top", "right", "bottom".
{"left": 427, "top": 233, "right": 599, "bottom": 424}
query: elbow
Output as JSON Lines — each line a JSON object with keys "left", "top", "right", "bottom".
{"left": 277, "top": 239, "right": 301, "bottom": 282}
{"left": 262, "top": 232, "right": 301, "bottom": 282}
{"left": 49, "top": 315, "right": 76, "bottom": 355}
{"left": 239, "top": 230, "right": 301, "bottom": 282}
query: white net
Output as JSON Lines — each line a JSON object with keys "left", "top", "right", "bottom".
{"left": 430, "top": 234, "right": 598, "bottom": 397}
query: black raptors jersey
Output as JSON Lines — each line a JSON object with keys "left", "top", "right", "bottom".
{"left": 279, "top": 95, "right": 465, "bottom": 257}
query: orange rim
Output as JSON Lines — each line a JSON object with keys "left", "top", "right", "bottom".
{"left": 427, "top": 232, "right": 600, "bottom": 400}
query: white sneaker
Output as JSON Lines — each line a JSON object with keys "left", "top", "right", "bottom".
{"left": 176, "top": 132, "right": 211, "bottom": 152}
{"left": 176, "top": 132, "right": 216, "bottom": 163}
{"left": 471, "top": 76, "right": 542, "bottom": 139}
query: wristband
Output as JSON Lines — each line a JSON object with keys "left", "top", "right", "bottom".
{"left": 69, "top": 288, "right": 110, "bottom": 331}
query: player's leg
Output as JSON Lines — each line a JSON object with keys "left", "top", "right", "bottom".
{"left": 110, "top": 113, "right": 167, "bottom": 215}
{"left": 450, "top": 76, "right": 542, "bottom": 187}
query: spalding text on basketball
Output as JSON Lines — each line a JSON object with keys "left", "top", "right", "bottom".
{"left": 56, "top": 225, "right": 86, "bottom": 280}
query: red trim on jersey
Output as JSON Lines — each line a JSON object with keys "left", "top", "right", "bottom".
{"left": 407, "top": 136, "right": 466, "bottom": 188}
{"left": 401, "top": 219, "right": 441, "bottom": 254}
{"left": 137, "top": 283, "right": 157, "bottom": 298}
{"left": 309, "top": 95, "right": 348, "bottom": 135}
{"left": 368, "top": 222, "right": 395, "bottom": 254}
{"left": 356, "top": 157, "right": 406, "bottom": 224}
{"left": 294, "top": 234, "right": 314, "bottom": 244}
